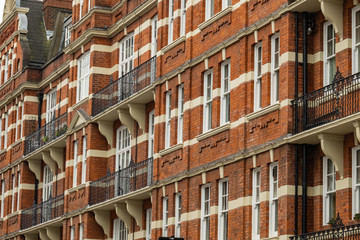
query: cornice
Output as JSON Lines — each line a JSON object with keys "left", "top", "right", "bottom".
{"left": 64, "top": 0, "right": 157, "bottom": 55}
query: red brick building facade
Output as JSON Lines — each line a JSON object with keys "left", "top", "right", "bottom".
{"left": 0, "top": 0, "right": 358, "bottom": 239}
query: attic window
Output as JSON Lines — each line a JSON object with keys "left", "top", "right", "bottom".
{"left": 64, "top": 24, "right": 71, "bottom": 47}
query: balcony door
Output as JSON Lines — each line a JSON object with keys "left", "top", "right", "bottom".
{"left": 42, "top": 166, "right": 53, "bottom": 222}
{"left": 119, "top": 34, "right": 134, "bottom": 99}
{"left": 46, "top": 89, "right": 57, "bottom": 139}
{"left": 115, "top": 126, "right": 131, "bottom": 196}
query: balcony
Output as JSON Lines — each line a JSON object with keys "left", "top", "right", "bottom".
{"left": 290, "top": 214, "right": 360, "bottom": 239}
{"left": 20, "top": 194, "right": 64, "bottom": 230}
{"left": 92, "top": 57, "right": 157, "bottom": 117}
{"left": 24, "top": 113, "right": 68, "bottom": 155}
{"left": 89, "top": 158, "right": 153, "bottom": 205}
{"left": 292, "top": 71, "right": 360, "bottom": 134}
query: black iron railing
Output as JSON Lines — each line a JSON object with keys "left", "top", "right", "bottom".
{"left": 89, "top": 158, "right": 153, "bottom": 205}
{"left": 290, "top": 214, "right": 360, "bottom": 239}
{"left": 24, "top": 113, "right": 68, "bottom": 155}
{"left": 293, "top": 71, "right": 360, "bottom": 134}
{"left": 92, "top": 57, "right": 157, "bottom": 116}
{"left": 20, "top": 194, "right": 64, "bottom": 229}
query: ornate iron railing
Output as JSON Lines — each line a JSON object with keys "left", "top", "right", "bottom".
{"left": 89, "top": 158, "right": 153, "bottom": 205}
{"left": 290, "top": 214, "right": 360, "bottom": 239}
{"left": 24, "top": 113, "right": 68, "bottom": 155}
{"left": 20, "top": 194, "right": 64, "bottom": 229}
{"left": 92, "top": 57, "right": 157, "bottom": 116}
{"left": 292, "top": 71, "right": 360, "bottom": 133}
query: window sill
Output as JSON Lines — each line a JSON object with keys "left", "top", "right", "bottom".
{"left": 7, "top": 211, "right": 19, "bottom": 219}
{"left": 198, "top": 6, "right": 232, "bottom": 30}
{"left": 71, "top": 97, "right": 89, "bottom": 111}
{"left": 10, "top": 139, "right": 22, "bottom": 148}
{"left": 161, "top": 36, "right": 186, "bottom": 54}
{"left": 196, "top": 123, "right": 230, "bottom": 141}
{"left": 246, "top": 103, "right": 280, "bottom": 121}
{"left": 67, "top": 183, "right": 86, "bottom": 194}
{"left": 159, "top": 143, "right": 183, "bottom": 157}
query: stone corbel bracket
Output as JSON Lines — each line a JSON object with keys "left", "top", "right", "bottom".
{"left": 94, "top": 210, "right": 110, "bottom": 238}
{"left": 319, "top": 0, "right": 343, "bottom": 39}
{"left": 318, "top": 133, "right": 344, "bottom": 179}
{"left": 115, "top": 203, "right": 132, "bottom": 230}
{"left": 27, "top": 159, "right": 41, "bottom": 181}
{"left": 128, "top": 103, "right": 146, "bottom": 133}
{"left": 97, "top": 121, "right": 114, "bottom": 148}
{"left": 126, "top": 200, "right": 143, "bottom": 229}
{"left": 49, "top": 147, "right": 64, "bottom": 172}
{"left": 118, "top": 109, "right": 135, "bottom": 136}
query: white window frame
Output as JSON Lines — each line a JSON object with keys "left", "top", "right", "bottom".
{"left": 15, "top": 105, "right": 19, "bottom": 141}
{"left": 269, "top": 163, "right": 278, "bottom": 237}
{"left": 4, "top": 54, "right": 8, "bottom": 82}
{"left": 151, "top": 16, "right": 158, "bottom": 58}
{"left": 87, "top": 0, "right": 91, "bottom": 12}
{"left": 252, "top": 168, "right": 261, "bottom": 240}
{"left": 46, "top": 89, "right": 57, "bottom": 123}
{"left": 0, "top": 61, "right": 2, "bottom": 84}
{"left": 271, "top": 34, "right": 280, "bottom": 104}
{"left": 64, "top": 24, "right": 71, "bottom": 47}
{"left": 116, "top": 126, "right": 131, "bottom": 171}
{"left": 4, "top": 114, "right": 8, "bottom": 149}
{"left": 73, "top": 140, "right": 78, "bottom": 187}
{"left": 43, "top": 165, "right": 53, "bottom": 201}
{"left": 146, "top": 208, "right": 152, "bottom": 240}
{"left": 353, "top": 146, "right": 360, "bottom": 216}
{"left": 218, "top": 179, "right": 228, "bottom": 240}
{"left": 79, "top": 0, "right": 83, "bottom": 19}
{"left": 254, "top": 43, "right": 262, "bottom": 111}
{"left": 165, "top": 91, "right": 172, "bottom": 148}
{"left": 81, "top": 136, "right": 87, "bottom": 184}
{"left": 113, "top": 218, "right": 128, "bottom": 240}
{"left": 175, "top": 193, "right": 182, "bottom": 237}
{"left": 201, "top": 184, "right": 211, "bottom": 240}
{"left": 119, "top": 34, "right": 134, "bottom": 77}
{"left": 20, "top": 102, "right": 24, "bottom": 138}
{"left": 148, "top": 110, "right": 155, "bottom": 158}
{"left": 323, "top": 22, "right": 336, "bottom": 86}
{"left": 77, "top": 52, "right": 90, "bottom": 102}
{"left": 178, "top": 85, "right": 184, "bottom": 143}
{"left": 353, "top": 5, "right": 360, "bottom": 74}
{"left": 203, "top": 70, "right": 213, "bottom": 132}
{"left": 221, "top": 61, "right": 230, "bottom": 125}
{"left": 0, "top": 116, "right": 2, "bottom": 150}
{"left": 205, "top": 0, "right": 214, "bottom": 20}
{"left": 16, "top": 172, "right": 20, "bottom": 211}
{"left": 222, "top": 0, "right": 231, "bottom": 9}
{"left": 79, "top": 223, "right": 84, "bottom": 240}
{"left": 162, "top": 197, "right": 169, "bottom": 237}
{"left": 168, "top": 0, "right": 174, "bottom": 44}
{"left": 0, "top": 179, "right": 4, "bottom": 218}
{"left": 70, "top": 226, "right": 75, "bottom": 240}
{"left": 323, "top": 157, "right": 336, "bottom": 225}
{"left": 11, "top": 174, "right": 15, "bottom": 213}
{"left": 180, "top": 0, "right": 186, "bottom": 36}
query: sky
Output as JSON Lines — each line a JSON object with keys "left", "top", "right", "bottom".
{"left": 0, "top": 0, "right": 5, "bottom": 23}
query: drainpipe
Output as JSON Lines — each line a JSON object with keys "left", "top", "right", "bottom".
{"left": 294, "top": 12, "right": 299, "bottom": 236}
{"left": 302, "top": 12, "right": 308, "bottom": 235}
{"left": 34, "top": 92, "right": 43, "bottom": 205}
{"left": 37, "top": 92, "right": 44, "bottom": 129}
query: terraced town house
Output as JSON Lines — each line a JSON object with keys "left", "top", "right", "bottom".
{"left": 0, "top": 0, "right": 360, "bottom": 239}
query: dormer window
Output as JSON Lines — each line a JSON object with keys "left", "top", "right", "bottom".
{"left": 64, "top": 16, "right": 72, "bottom": 47}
